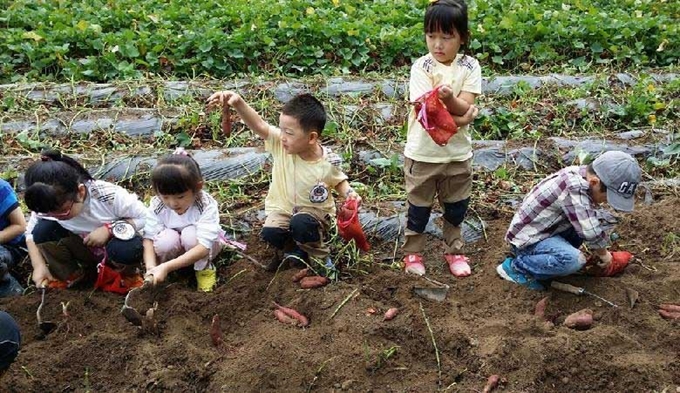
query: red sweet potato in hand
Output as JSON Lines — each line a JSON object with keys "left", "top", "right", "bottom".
{"left": 383, "top": 308, "right": 399, "bottom": 321}
{"left": 564, "top": 309, "right": 594, "bottom": 330}
{"left": 482, "top": 375, "right": 500, "bottom": 393}
{"left": 221, "top": 104, "right": 232, "bottom": 137}
{"left": 300, "top": 276, "right": 330, "bottom": 289}
{"left": 273, "top": 302, "right": 309, "bottom": 327}
{"left": 292, "top": 268, "right": 310, "bottom": 283}
{"left": 413, "top": 87, "right": 458, "bottom": 146}
{"left": 210, "top": 314, "right": 223, "bottom": 347}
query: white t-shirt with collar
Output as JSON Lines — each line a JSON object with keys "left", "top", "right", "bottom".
{"left": 26, "top": 180, "right": 147, "bottom": 241}
{"left": 143, "top": 191, "right": 222, "bottom": 250}
{"left": 406, "top": 53, "right": 483, "bottom": 163}
{"left": 263, "top": 126, "right": 348, "bottom": 216}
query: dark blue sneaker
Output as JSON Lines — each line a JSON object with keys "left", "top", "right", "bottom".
{"left": 282, "top": 248, "right": 308, "bottom": 269}
{"left": 496, "top": 257, "right": 545, "bottom": 291}
{"left": 0, "top": 274, "right": 24, "bottom": 297}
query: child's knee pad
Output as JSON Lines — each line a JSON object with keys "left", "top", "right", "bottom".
{"left": 260, "top": 227, "right": 290, "bottom": 250}
{"left": 107, "top": 235, "right": 143, "bottom": 265}
{"left": 31, "top": 219, "right": 71, "bottom": 244}
{"left": 443, "top": 198, "right": 469, "bottom": 227}
{"left": 407, "top": 203, "right": 431, "bottom": 233}
{"left": 289, "top": 213, "right": 321, "bottom": 244}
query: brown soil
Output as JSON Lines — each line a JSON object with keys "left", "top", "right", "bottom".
{"left": 1, "top": 197, "right": 679, "bottom": 393}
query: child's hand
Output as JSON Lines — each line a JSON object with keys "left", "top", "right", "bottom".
{"left": 83, "top": 226, "right": 111, "bottom": 247}
{"left": 596, "top": 250, "right": 613, "bottom": 267}
{"left": 437, "top": 85, "right": 454, "bottom": 100}
{"left": 206, "top": 90, "right": 242, "bottom": 110}
{"left": 145, "top": 264, "right": 169, "bottom": 285}
{"left": 347, "top": 190, "right": 362, "bottom": 207}
{"left": 461, "top": 104, "right": 479, "bottom": 122}
{"left": 32, "top": 265, "right": 54, "bottom": 287}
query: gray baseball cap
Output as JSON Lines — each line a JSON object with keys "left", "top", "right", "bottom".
{"left": 592, "top": 151, "right": 641, "bottom": 212}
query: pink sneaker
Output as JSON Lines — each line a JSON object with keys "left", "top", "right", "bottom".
{"left": 404, "top": 254, "right": 426, "bottom": 276}
{"left": 445, "top": 254, "right": 471, "bottom": 277}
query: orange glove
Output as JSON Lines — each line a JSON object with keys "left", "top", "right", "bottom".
{"left": 587, "top": 251, "right": 633, "bottom": 277}
{"left": 601, "top": 251, "right": 633, "bottom": 276}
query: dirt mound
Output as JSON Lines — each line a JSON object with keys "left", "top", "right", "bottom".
{"left": 1, "top": 197, "right": 679, "bottom": 392}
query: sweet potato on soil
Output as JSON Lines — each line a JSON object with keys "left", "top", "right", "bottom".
{"left": 210, "top": 314, "right": 223, "bottom": 347}
{"left": 274, "top": 309, "right": 299, "bottom": 326}
{"left": 300, "top": 276, "right": 330, "bottom": 289}
{"left": 564, "top": 309, "right": 594, "bottom": 330}
{"left": 273, "top": 302, "right": 309, "bottom": 327}
{"left": 658, "top": 303, "right": 680, "bottom": 320}
{"left": 292, "top": 268, "right": 310, "bottom": 283}
{"left": 659, "top": 303, "right": 680, "bottom": 312}
{"left": 383, "top": 308, "right": 399, "bottom": 321}
{"left": 534, "top": 297, "right": 549, "bottom": 318}
{"left": 482, "top": 374, "right": 500, "bottom": 393}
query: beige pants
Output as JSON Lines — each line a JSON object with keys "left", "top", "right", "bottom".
{"left": 403, "top": 157, "right": 472, "bottom": 255}
{"left": 265, "top": 207, "right": 332, "bottom": 260}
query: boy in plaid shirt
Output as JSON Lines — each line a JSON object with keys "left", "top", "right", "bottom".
{"left": 497, "top": 151, "right": 641, "bottom": 290}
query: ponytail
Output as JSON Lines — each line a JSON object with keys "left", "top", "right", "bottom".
{"left": 24, "top": 149, "right": 93, "bottom": 213}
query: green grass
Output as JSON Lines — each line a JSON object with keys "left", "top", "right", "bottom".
{"left": 1, "top": 0, "right": 677, "bottom": 82}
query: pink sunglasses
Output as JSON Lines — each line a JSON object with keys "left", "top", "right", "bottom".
{"left": 37, "top": 200, "right": 77, "bottom": 219}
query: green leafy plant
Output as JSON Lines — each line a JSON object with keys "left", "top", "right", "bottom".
{"left": 1, "top": 0, "right": 677, "bottom": 82}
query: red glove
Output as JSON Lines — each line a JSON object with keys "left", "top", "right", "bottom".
{"left": 337, "top": 199, "right": 370, "bottom": 252}
{"left": 600, "top": 251, "right": 633, "bottom": 276}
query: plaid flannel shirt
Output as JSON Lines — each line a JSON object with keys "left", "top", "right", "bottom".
{"left": 506, "top": 166, "right": 609, "bottom": 250}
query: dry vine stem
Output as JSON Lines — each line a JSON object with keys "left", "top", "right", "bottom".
{"left": 330, "top": 288, "right": 359, "bottom": 320}
{"left": 419, "top": 301, "right": 441, "bottom": 386}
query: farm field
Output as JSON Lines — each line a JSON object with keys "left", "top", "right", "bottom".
{"left": 1, "top": 0, "right": 679, "bottom": 392}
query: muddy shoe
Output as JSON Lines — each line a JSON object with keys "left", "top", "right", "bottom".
{"left": 404, "top": 254, "right": 425, "bottom": 276}
{"left": 265, "top": 251, "right": 284, "bottom": 272}
{"left": 282, "top": 248, "right": 308, "bottom": 269}
{"left": 496, "top": 257, "right": 545, "bottom": 291}
{"left": 196, "top": 267, "right": 217, "bottom": 292}
{"left": 0, "top": 274, "right": 23, "bottom": 297}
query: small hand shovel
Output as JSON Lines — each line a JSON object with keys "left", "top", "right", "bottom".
{"left": 551, "top": 281, "right": 619, "bottom": 308}
{"left": 36, "top": 287, "right": 57, "bottom": 335}
{"left": 121, "top": 276, "right": 153, "bottom": 327}
{"left": 413, "top": 275, "right": 450, "bottom": 302}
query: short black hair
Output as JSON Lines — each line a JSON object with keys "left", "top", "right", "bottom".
{"left": 24, "top": 149, "right": 93, "bottom": 213}
{"left": 281, "top": 94, "right": 326, "bottom": 136}
{"left": 424, "top": 0, "right": 470, "bottom": 45}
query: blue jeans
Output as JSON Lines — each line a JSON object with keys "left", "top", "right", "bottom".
{"left": 0, "top": 244, "right": 26, "bottom": 297}
{"left": 512, "top": 228, "right": 587, "bottom": 281}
